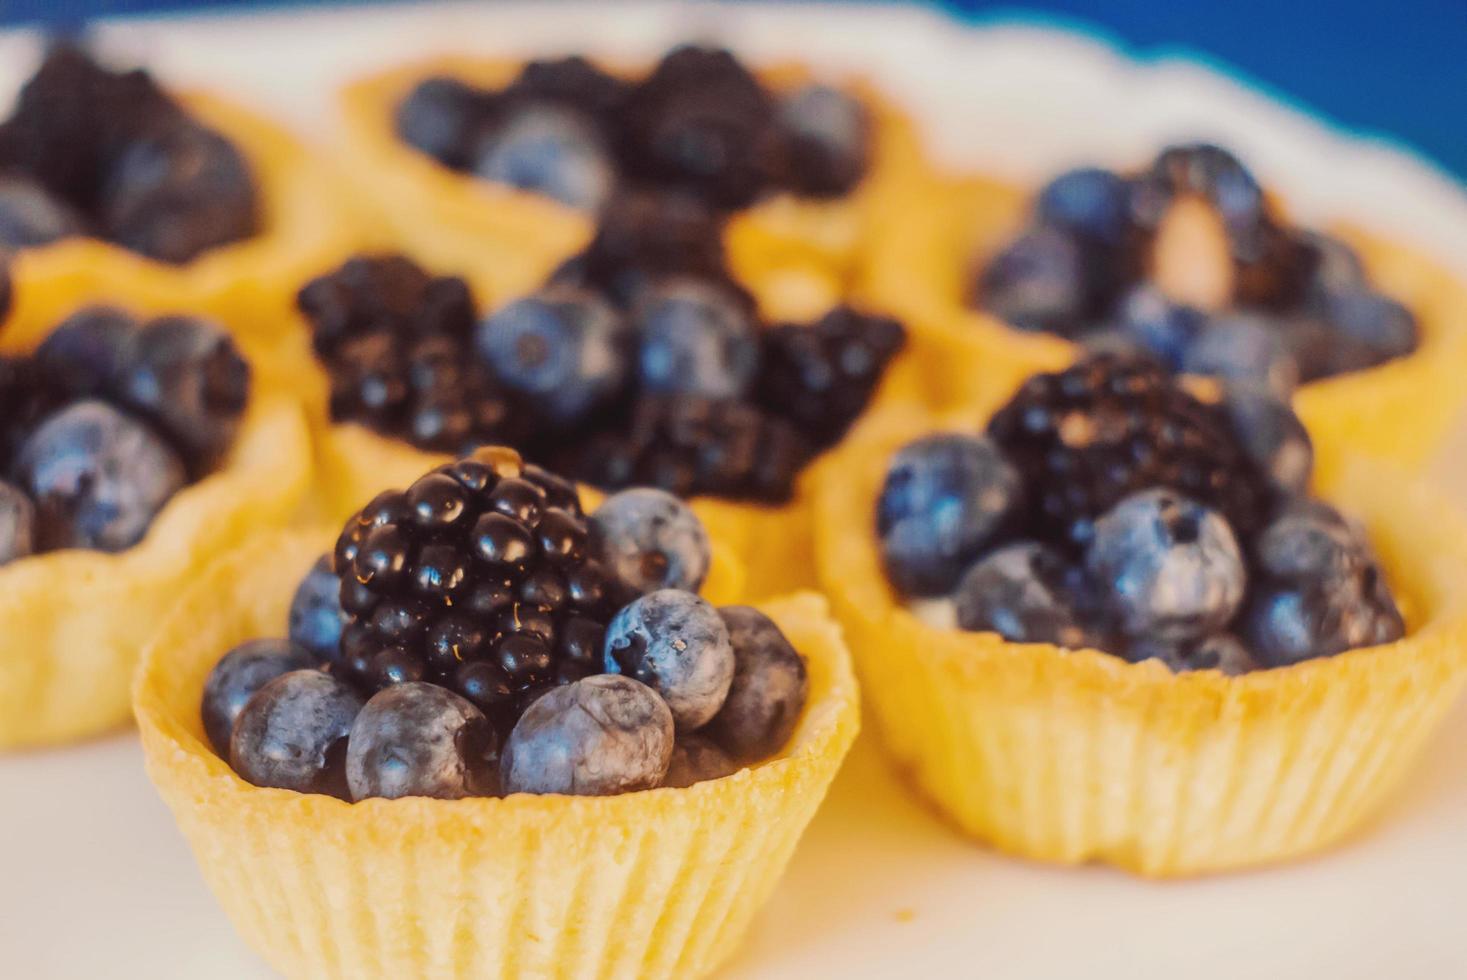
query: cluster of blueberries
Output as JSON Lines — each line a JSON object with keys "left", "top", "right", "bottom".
{"left": 0, "top": 47, "right": 258, "bottom": 264}
{"left": 878, "top": 355, "right": 1405, "bottom": 673}
{"left": 204, "top": 452, "right": 809, "bottom": 801}
{"left": 976, "top": 144, "right": 1419, "bottom": 391}
{"left": 0, "top": 305, "right": 251, "bottom": 565}
{"left": 396, "top": 45, "right": 872, "bottom": 212}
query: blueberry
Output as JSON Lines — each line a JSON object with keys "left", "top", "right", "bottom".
{"left": 778, "top": 84, "right": 871, "bottom": 198}
{"left": 635, "top": 277, "right": 760, "bottom": 400}
{"left": 604, "top": 589, "right": 734, "bottom": 730}
{"left": 1300, "top": 230, "right": 1365, "bottom": 296}
{"left": 976, "top": 226, "right": 1089, "bottom": 335}
{"left": 1085, "top": 489, "right": 1246, "bottom": 644}
{"left": 228, "top": 669, "right": 364, "bottom": 799}
{"left": 200, "top": 639, "right": 318, "bottom": 755}
{"left": 1036, "top": 167, "right": 1133, "bottom": 245}
{"left": 0, "top": 175, "right": 84, "bottom": 247}
{"left": 1181, "top": 313, "right": 1298, "bottom": 397}
{"left": 1138, "top": 143, "right": 1265, "bottom": 244}
{"left": 1322, "top": 288, "right": 1418, "bottom": 363}
{"left": 1128, "top": 632, "right": 1256, "bottom": 675}
{"left": 345, "top": 682, "right": 498, "bottom": 801}
{"left": 34, "top": 306, "right": 137, "bottom": 398}
{"left": 1255, "top": 499, "right": 1367, "bottom": 589}
{"left": 1110, "top": 284, "right": 1205, "bottom": 370}
{"left": 18, "top": 400, "right": 186, "bottom": 552}
{"left": 876, "top": 433, "right": 1021, "bottom": 596}
{"left": 500, "top": 673, "right": 674, "bottom": 795}
{"left": 952, "top": 542, "right": 1092, "bottom": 648}
{"left": 120, "top": 315, "right": 251, "bottom": 470}
{"left": 662, "top": 733, "right": 738, "bottom": 788}
{"left": 475, "top": 286, "right": 629, "bottom": 427}
{"left": 473, "top": 103, "right": 615, "bottom": 211}
{"left": 0, "top": 480, "right": 37, "bottom": 565}
{"left": 288, "top": 556, "right": 348, "bottom": 662}
{"left": 1221, "top": 388, "right": 1313, "bottom": 498}
{"left": 590, "top": 487, "right": 710, "bottom": 595}
{"left": 703, "top": 605, "right": 809, "bottom": 761}
{"left": 1242, "top": 569, "right": 1404, "bottom": 668}
{"left": 395, "top": 76, "right": 493, "bottom": 170}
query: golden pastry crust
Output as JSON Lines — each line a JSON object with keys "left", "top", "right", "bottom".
{"left": 337, "top": 55, "right": 925, "bottom": 312}
{"left": 7, "top": 91, "right": 373, "bottom": 336}
{"left": 134, "top": 529, "right": 859, "bottom": 980}
{"left": 860, "top": 170, "right": 1467, "bottom": 478}
{"left": 814, "top": 404, "right": 1467, "bottom": 876}
{"left": 0, "top": 276, "right": 312, "bottom": 749}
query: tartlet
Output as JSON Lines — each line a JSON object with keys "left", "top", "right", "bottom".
{"left": 815, "top": 401, "right": 1467, "bottom": 876}
{"left": 135, "top": 527, "right": 858, "bottom": 979}
{"left": 0, "top": 269, "right": 312, "bottom": 749}
{"left": 862, "top": 167, "right": 1467, "bottom": 482}
{"left": 336, "top": 53, "right": 924, "bottom": 302}
{"left": 8, "top": 90, "right": 371, "bottom": 329}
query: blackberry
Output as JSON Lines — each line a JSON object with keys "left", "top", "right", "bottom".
{"left": 560, "top": 395, "right": 811, "bottom": 504}
{"left": 758, "top": 306, "right": 905, "bottom": 450}
{"left": 332, "top": 447, "right": 624, "bottom": 732}
{"left": 620, "top": 46, "right": 783, "bottom": 208}
{"left": 299, "top": 255, "right": 529, "bottom": 454}
{"left": 987, "top": 353, "right": 1269, "bottom": 552}
{"left": 551, "top": 187, "right": 732, "bottom": 309}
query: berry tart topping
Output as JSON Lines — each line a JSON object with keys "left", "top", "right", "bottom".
{"left": 299, "top": 249, "right": 906, "bottom": 505}
{"left": 393, "top": 44, "right": 874, "bottom": 213}
{"left": 973, "top": 143, "right": 1420, "bottom": 385}
{"left": 0, "top": 46, "right": 259, "bottom": 263}
{"left": 0, "top": 306, "right": 251, "bottom": 563}
{"left": 880, "top": 354, "right": 1405, "bottom": 673}
{"left": 202, "top": 452, "right": 811, "bottom": 799}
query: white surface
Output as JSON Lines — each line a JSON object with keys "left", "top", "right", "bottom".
{"left": 3, "top": 3, "right": 1467, "bottom": 978}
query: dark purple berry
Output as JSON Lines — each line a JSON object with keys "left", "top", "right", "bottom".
{"left": 229, "top": 670, "right": 363, "bottom": 799}
{"left": 346, "top": 682, "right": 498, "bottom": 800}
{"left": 703, "top": 606, "right": 808, "bottom": 761}
{"left": 201, "top": 639, "right": 317, "bottom": 755}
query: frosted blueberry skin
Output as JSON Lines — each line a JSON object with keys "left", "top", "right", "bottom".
{"left": 201, "top": 639, "right": 318, "bottom": 755}
{"left": 120, "top": 315, "right": 251, "bottom": 472}
{"left": 395, "top": 76, "right": 492, "bottom": 170}
{"left": 662, "top": 733, "right": 738, "bottom": 788}
{"left": 34, "top": 306, "right": 137, "bottom": 400}
{"left": 501, "top": 673, "right": 674, "bottom": 796}
{"left": 1035, "top": 167, "right": 1133, "bottom": 247}
{"left": 1241, "top": 573, "right": 1404, "bottom": 669}
{"left": 1180, "top": 313, "right": 1298, "bottom": 398}
{"left": 473, "top": 102, "right": 616, "bottom": 212}
{"left": 876, "top": 433, "right": 1022, "bottom": 597}
{"left": 634, "top": 277, "right": 761, "bottom": 401}
{"left": 975, "top": 225, "right": 1090, "bottom": 335}
{"left": 1128, "top": 633, "right": 1257, "bottom": 676}
{"left": 0, "top": 480, "right": 37, "bottom": 566}
{"left": 704, "top": 605, "right": 808, "bottom": 762}
{"left": 1222, "top": 389, "right": 1313, "bottom": 499}
{"left": 1255, "top": 499, "right": 1367, "bottom": 590}
{"left": 345, "top": 682, "right": 498, "bottom": 801}
{"left": 18, "top": 399, "right": 186, "bottom": 552}
{"left": 288, "top": 555, "right": 349, "bottom": 664}
{"left": 604, "top": 589, "right": 734, "bottom": 731}
{"left": 1109, "top": 285, "right": 1205, "bottom": 371}
{"left": 1322, "top": 288, "right": 1419, "bottom": 363}
{"left": 590, "top": 487, "right": 711, "bottom": 595}
{"left": 474, "top": 286, "right": 630, "bottom": 428}
{"left": 0, "top": 174, "right": 84, "bottom": 247}
{"left": 1085, "top": 489, "right": 1246, "bottom": 645}
{"left": 229, "top": 669, "right": 364, "bottom": 800}
{"left": 952, "top": 542, "right": 1093, "bottom": 649}
{"left": 777, "top": 83, "right": 871, "bottom": 199}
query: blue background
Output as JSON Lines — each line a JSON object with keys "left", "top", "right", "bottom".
{"left": 3, "top": 0, "right": 1465, "bottom": 184}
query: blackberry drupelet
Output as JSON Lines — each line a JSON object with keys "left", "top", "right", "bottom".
{"left": 331, "top": 447, "right": 626, "bottom": 733}
{"left": 987, "top": 353, "right": 1269, "bottom": 552}
{"left": 758, "top": 306, "right": 905, "bottom": 450}
{"left": 561, "top": 395, "right": 811, "bottom": 504}
{"left": 620, "top": 46, "right": 783, "bottom": 208}
{"left": 299, "top": 256, "right": 530, "bottom": 454}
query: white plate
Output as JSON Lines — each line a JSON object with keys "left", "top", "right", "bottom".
{"left": 3, "top": 4, "right": 1467, "bottom": 977}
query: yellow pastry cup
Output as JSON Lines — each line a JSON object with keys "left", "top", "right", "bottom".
{"left": 337, "top": 55, "right": 925, "bottom": 307}
{"left": 8, "top": 90, "right": 373, "bottom": 339}
{"left": 859, "top": 170, "right": 1467, "bottom": 482}
{"left": 134, "top": 528, "right": 859, "bottom": 980}
{"left": 814, "top": 403, "right": 1467, "bottom": 877}
{"left": 0, "top": 267, "right": 313, "bottom": 750}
